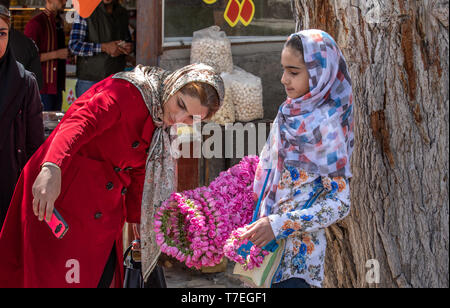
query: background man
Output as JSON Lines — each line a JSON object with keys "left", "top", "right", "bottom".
{"left": 24, "top": 0, "right": 68, "bottom": 111}
{"left": 69, "top": 0, "right": 133, "bottom": 98}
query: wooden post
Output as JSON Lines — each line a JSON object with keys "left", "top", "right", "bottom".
{"left": 123, "top": 1, "right": 162, "bottom": 250}
{"left": 136, "top": 0, "right": 162, "bottom": 66}
{"left": 177, "top": 143, "right": 199, "bottom": 192}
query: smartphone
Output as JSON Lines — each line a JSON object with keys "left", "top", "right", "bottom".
{"left": 46, "top": 208, "right": 69, "bottom": 239}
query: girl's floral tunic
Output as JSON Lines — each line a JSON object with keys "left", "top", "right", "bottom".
{"left": 268, "top": 165, "right": 351, "bottom": 287}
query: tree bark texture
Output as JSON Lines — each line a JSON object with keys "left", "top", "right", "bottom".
{"left": 291, "top": 0, "right": 449, "bottom": 288}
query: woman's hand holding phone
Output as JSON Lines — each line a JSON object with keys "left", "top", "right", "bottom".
{"left": 32, "top": 164, "right": 61, "bottom": 223}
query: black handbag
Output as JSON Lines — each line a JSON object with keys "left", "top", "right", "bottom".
{"left": 123, "top": 241, "right": 167, "bottom": 288}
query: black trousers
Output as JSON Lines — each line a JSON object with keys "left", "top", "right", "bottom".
{"left": 98, "top": 243, "right": 168, "bottom": 288}
{"left": 272, "top": 278, "right": 311, "bottom": 288}
{"left": 97, "top": 244, "right": 117, "bottom": 288}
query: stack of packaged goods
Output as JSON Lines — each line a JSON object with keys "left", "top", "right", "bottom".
{"left": 191, "top": 26, "right": 234, "bottom": 74}
{"left": 190, "top": 26, "right": 264, "bottom": 125}
{"left": 227, "top": 66, "right": 264, "bottom": 123}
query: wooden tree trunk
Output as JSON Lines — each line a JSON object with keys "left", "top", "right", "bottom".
{"left": 291, "top": 0, "right": 449, "bottom": 288}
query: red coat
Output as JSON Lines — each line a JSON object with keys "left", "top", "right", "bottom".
{"left": 0, "top": 76, "right": 155, "bottom": 288}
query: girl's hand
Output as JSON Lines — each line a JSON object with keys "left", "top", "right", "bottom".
{"left": 32, "top": 165, "right": 61, "bottom": 222}
{"left": 240, "top": 217, "right": 276, "bottom": 248}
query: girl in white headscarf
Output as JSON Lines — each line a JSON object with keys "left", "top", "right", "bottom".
{"left": 241, "top": 30, "right": 354, "bottom": 288}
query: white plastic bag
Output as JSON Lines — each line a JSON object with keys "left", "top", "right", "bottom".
{"left": 230, "top": 67, "right": 264, "bottom": 122}
{"left": 190, "top": 26, "right": 233, "bottom": 74}
{"left": 210, "top": 71, "right": 236, "bottom": 125}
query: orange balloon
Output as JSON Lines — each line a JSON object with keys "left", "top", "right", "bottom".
{"left": 73, "top": 0, "right": 102, "bottom": 19}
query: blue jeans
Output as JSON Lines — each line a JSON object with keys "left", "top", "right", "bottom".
{"left": 40, "top": 92, "right": 62, "bottom": 111}
{"left": 75, "top": 80, "right": 97, "bottom": 98}
{"left": 272, "top": 278, "right": 311, "bottom": 288}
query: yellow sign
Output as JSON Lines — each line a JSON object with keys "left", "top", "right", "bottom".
{"left": 204, "top": 0, "right": 255, "bottom": 28}
{"left": 239, "top": 0, "right": 255, "bottom": 27}
{"left": 62, "top": 78, "right": 77, "bottom": 112}
{"left": 224, "top": 0, "right": 255, "bottom": 27}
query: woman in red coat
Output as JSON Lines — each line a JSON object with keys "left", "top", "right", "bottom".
{"left": 0, "top": 64, "right": 224, "bottom": 288}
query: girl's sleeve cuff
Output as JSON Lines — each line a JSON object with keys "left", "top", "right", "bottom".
{"left": 268, "top": 213, "right": 289, "bottom": 241}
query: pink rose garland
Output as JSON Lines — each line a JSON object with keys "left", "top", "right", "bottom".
{"left": 154, "top": 156, "right": 266, "bottom": 269}
{"left": 223, "top": 227, "right": 270, "bottom": 270}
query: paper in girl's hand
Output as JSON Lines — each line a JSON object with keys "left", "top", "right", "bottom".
{"left": 237, "top": 239, "right": 279, "bottom": 259}
{"left": 237, "top": 240, "right": 254, "bottom": 258}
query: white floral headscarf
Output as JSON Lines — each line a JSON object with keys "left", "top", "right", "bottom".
{"left": 254, "top": 30, "right": 354, "bottom": 217}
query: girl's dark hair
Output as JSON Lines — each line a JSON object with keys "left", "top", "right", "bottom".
{"left": 180, "top": 82, "right": 221, "bottom": 120}
{"left": 285, "top": 34, "right": 304, "bottom": 56}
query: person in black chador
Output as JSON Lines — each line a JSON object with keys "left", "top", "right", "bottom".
{"left": 0, "top": 5, "right": 44, "bottom": 229}
{"left": 0, "top": 0, "right": 43, "bottom": 89}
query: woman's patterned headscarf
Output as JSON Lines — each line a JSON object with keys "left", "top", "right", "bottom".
{"left": 254, "top": 29, "right": 354, "bottom": 217}
{"left": 113, "top": 63, "right": 224, "bottom": 281}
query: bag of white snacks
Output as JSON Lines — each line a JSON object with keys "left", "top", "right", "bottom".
{"left": 209, "top": 72, "right": 235, "bottom": 125}
{"left": 190, "top": 26, "right": 233, "bottom": 74}
{"left": 230, "top": 67, "right": 264, "bottom": 122}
